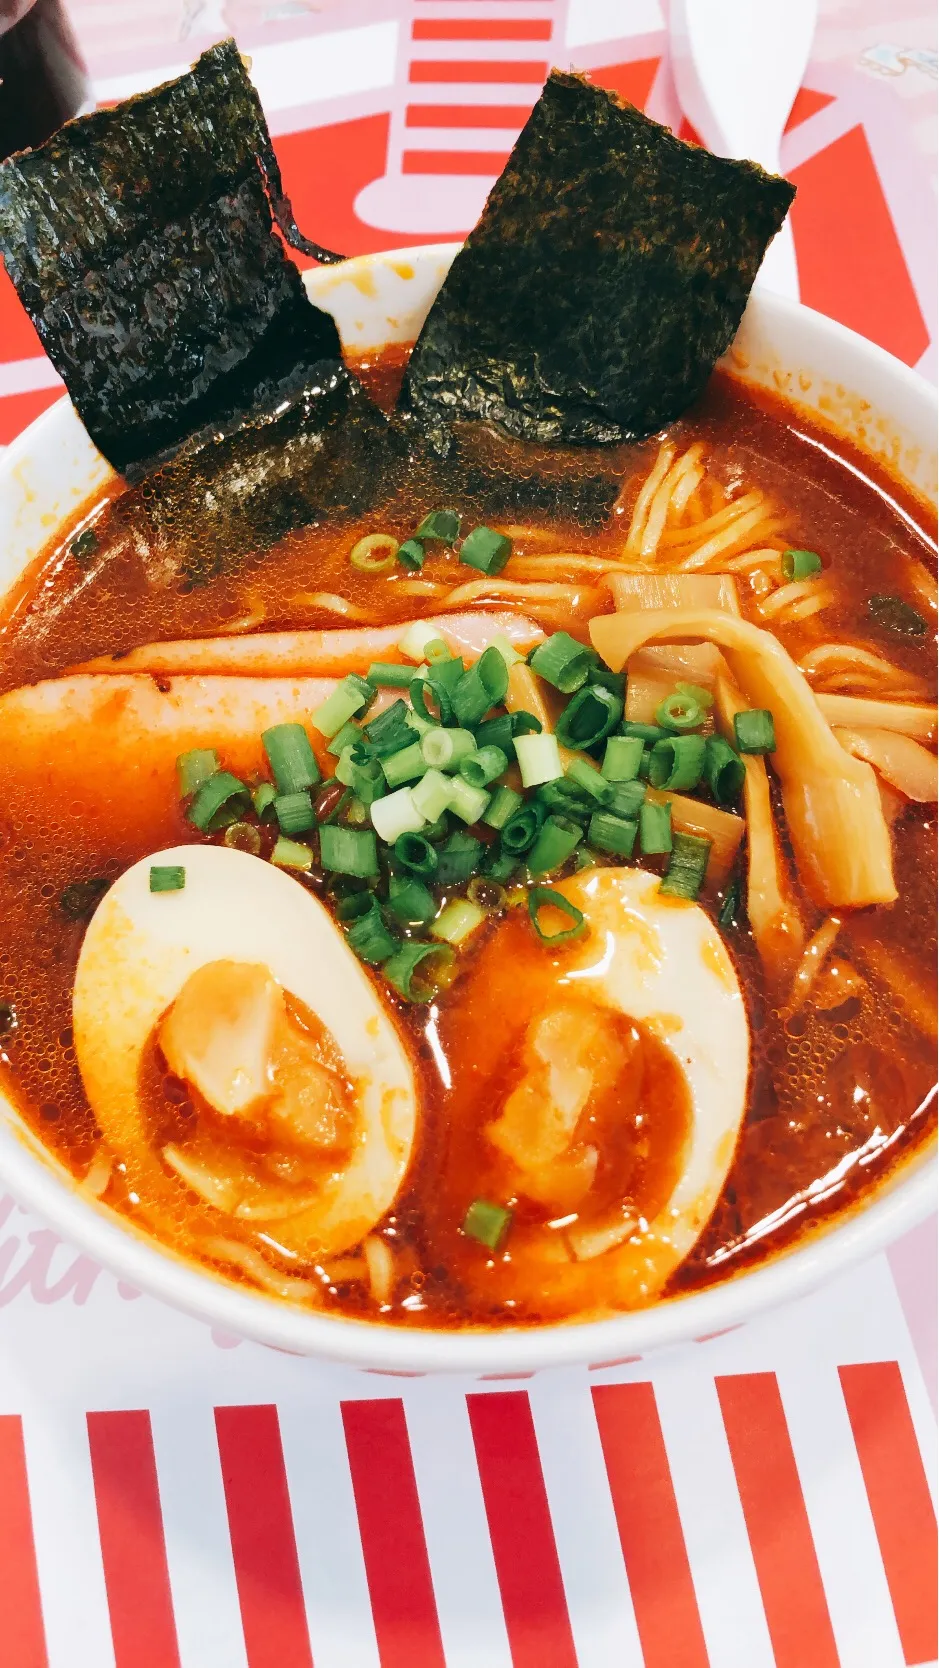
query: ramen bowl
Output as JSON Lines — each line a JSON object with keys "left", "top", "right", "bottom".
{"left": 0, "top": 244, "right": 934, "bottom": 1373}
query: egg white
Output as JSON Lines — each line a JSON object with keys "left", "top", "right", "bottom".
{"left": 72, "top": 844, "right": 417, "bottom": 1256}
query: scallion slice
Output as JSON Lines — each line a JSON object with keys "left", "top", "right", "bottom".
{"left": 660, "top": 831, "right": 712, "bottom": 900}
{"left": 459, "top": 525, "right": 512, "bottom": 575}
{"left": 387, "top": 873, "right": 436, "bottom": 926}
{"left": 319, "top": 824, "right": 379, "bottom": 878}
{"left": 223, "top": 821, "right": 262, "bottom": 855}
{"left": 573, "top": 845, "right": 598, "bottom": 872}
{"left": 431, "top": 897, "right": 487, "bottom": 945}
{"left": 368, "top": 661, "right": 423, "bottom": 689}
{"left": 536, "top": 781, "right": 591, "bottom": 824}
{"left": 527, "top": 886, "right": 587, "bottom": 946}
{"left": 410, "top": 674, "right": 454, "bottom": 727}
{"left": 648, "top": 734, "right": 707, "bottom": 792}
{"left": 511, "top": 710, "right": 543, "bottom": 737}
{"left": 656, "top": 690, "right": 705, "bottom": 734}
{"left": 435, "top": 832, "right": 483, "bottom": 886}
{"left": 417, "top": 508, "right": 461, "bottom": 543}
{"left": 481, "top": 847, "right": 518, "bottom": 883}
{"left": 781, "top": 548, "right": 822, "bottom": 581}
{"left": 676, "top": 680, "right": 715, "bottom": 710}
{"left": 397, "top": 537, "right": 426, "bottom": 571}
{"left": 515, "top": 732, "right": 563, "bottom": 789}
{"left": 500, "top": 800, "right": 546, "bottom": 855}
{"left": 565, "top": 755, "right": 612, "bottom": 804}
{"left": 380, "top": 740, "right": 427, "bottom": 790}
{"left": 622, "top": 720, "right": 667, "bottom": 744}
{"left": 448, "top": 776, "right": 491, "bottom": 826}
{"left": 326, "top": 719, "right": 362, "bottom": 759}
{"left": 704, "top": 735, "right": 746, "bottom": 805}
{"left": 349, "top": 532, "right": 397, "bottom": 573}
{"left": 176, "top": 748, "right": 219, "bottom": 798}
{"left": 411, "top": 767, "right": 454, "bottom": 824}
{"left": 601, "top": 734, "right": 643, "bottom": 782}
{"left": 188, "top": 771, "right": 250, "bottom": 831}
{"left": 718, "top": 876, "right": 743, "bottom": 929}
{"left": 149, "top": 864, "right": 185, "bottom": 893}
{"left": 473, "top": 713, "right": 514, "bottom": 757}
{"left": 398, "top": 619, "right": 444, "bottom": 663}
{"left": 489, "top": 632, "right": 523, "bottom": 667}
{"left": 527, "top": 813, "right": 583, "bottom": 876}
{"left": 383, "top": 941, "right": 454, "bottom": 1003}
{"left": 482, "top": 784, "right": 523, "bottom": 830}
{"left": 639, "top": 799, "right": 672, "bottom": 856}
{"left": 336, "top": 747, "right": 386, "bottom": 806}
{"left": 393, "top": 832, "right": 437, "bottom": 878}
{"left": 309, "top": 678, "right": 372, "bottom": 742}
{"left": 459, "top": 745, "right": 509, "bottom": 790}
{"left": 371, "top": 786, "right": 426, "bottom": 843}
{"left": 451, "top": 647, "right": 509, "bottom": 728}
{"left": 734, "top": 709, "right": 776, "bottom": 754}
{"left": 606, "top": 778, "right": 646, "bottom": 820}
{"left": 554, "top": 684, "right": 623, "bottom": 750}
{"left": 251, "top": 782, "right": 278, "bottom": 818}
{"left": 529, "top": 631, "right": 597, "bottom": 694}
{"left": 364, "top": 699, "right": 418, "bottom": 757}
{"left": 271, "top": 836, "right": 313, "bottom": 871}
{"left": 345, "top": 897, "right": 398, "bottom": 965}
{"left": 463, "top": 1198, "right": 512, "bottom": 1250}
{"left": 867, "top": 593, "right": 928, "bottom": 637}
{"left": 587, "top": 811, "right": 638, "bottom": 858}
{"left": 274, "top": 789, "right": 316, "bottom": 835}
{"left": 264, "top": 722, "right": 322, "bottom": 793}
{"left": 421, "top": 727, "right": 476, "bottom": 771}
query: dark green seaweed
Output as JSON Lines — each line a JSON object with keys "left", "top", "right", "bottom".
{"left": 0, "top": 40, "right": 345, "bottom": 480}
{"left": 399, "top": 72, "right": 796, "bottom": 454}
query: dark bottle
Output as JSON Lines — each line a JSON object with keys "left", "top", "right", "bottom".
{"left": 0, "top": 0, "right": 88, "bottom": 161}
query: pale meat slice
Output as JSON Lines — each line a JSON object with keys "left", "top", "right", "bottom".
{"left": 71, "top": 611, "right": 544, "bottom": 677}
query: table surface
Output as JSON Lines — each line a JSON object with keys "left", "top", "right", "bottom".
{"left": 0, "top": 5, "right": 936, "bottom": 1667}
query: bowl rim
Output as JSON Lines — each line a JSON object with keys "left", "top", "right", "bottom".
{"left": 0, "top": 243, "right": 935, "bottom": 1373}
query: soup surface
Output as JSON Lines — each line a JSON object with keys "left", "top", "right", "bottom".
{"left": 0, "top": 361, "right": 935, "bottom": 1329}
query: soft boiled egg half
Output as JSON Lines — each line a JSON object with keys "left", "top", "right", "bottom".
{"left": 72, "top": 844, "right": 417, "bottom": 1261}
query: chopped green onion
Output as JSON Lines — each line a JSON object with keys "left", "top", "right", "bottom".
{"left": 660, "top": 831, "right": 712, "bottom": 900}
{"left": 421, "top": 809, "right": 451, "bottom": 843}
{"left": 404, "top": 705, "right": 435, "bottom": 739}
{"left": 555, "top": 684, "right": 623, "bottom": 749}
{"left": 397, "top": 537, "right": 426, "bottom": 571}
{"left": 459, "top": 525, "right": 512, "bottom": 575}
{"left": 500, "top": 801, "right": 546, "bottom": 855}
{"left": 515, "top": 732, "right": 563, "bottom": 789}
{"left": 309, "top": 678, "right": 371, "bottom": 743}
{"left": 251, "top": 782, "right": 278, "bottom": 818}
{"left": 482, "top": 784, "right": 523, "bottom": 829}
{"left": 590, "top": 666, "right": 627, "bottom": 699}
{"left": 536, "top": 781, "right": 591, "bottom": 824}
{"left": 421, "top": 727, "right": 476, "bottom": 771}
{"left": 656, "top": 690, "right": 705, "bottom": 733}
{"left": 425, "top": 653, "right": 466, "bottom": 693}
{"left": 371, "top": 786, "right": 426, "bottom": 843}
{"left": 436, "top": 832, "right": 483, "bottom": 886}
{"left": 734, "top": 709, "right": 776, "bottom": 754}
{"left": 319, "top": 824, "right": 379, "bottom": 878}
{"left": 606, "top": 778, "right": 646, "bottom": 820}
{"left": 587, "top": 811, "right": 637, "bottom": 858}
{"left": 527, "top": 886, "right": 587, "bottom": 946}
{"left": 393, "top": 832, "right": 438, "bottom": 878}
{"left": 388, "top": 872, "right": 436, "bottom": 926}
{"left": 262, "top": 723, "right": 322, "bottom": 792}
{"left": 565, "top": 756, "right": 612, "bottom": 804}
{"left": 451, "top": 647, "right": 509, "bottom": 728}
{"left": 448, "top": 777, "right": 491, "bottom": 826}
{"left": 459, "top": 745, "right": 509, "bottom": 789}
{"left": 349, "top": 533, "right": 397, "bottom": 573}
{"left": 271, "top": 837, "right": 313, "bottom": 871}
{"left": 781, "top": 548, "right": 823, "bottom": 581}
{"left": 398, "top": 619, "right": 444, "bottom": 663}
{"left": 326, "top": 719, "right": 362, "bottom": 758}
{"left": 380, "top": 740, "right": 427, "bottom": 790}
{"left": 150, "top": 865, "right": 185, "bottom": 893}
{"left": 364, "top": 699, "right": 418, "bottom": 757}
{"left": 417, "top": 508, "right": 461, "bottom": 543}
{"left": 425, "top": 639, "right": 451, "bottom": 664}
{"left": 69, "top": 526, "right": 99, "bottom": 565}
{"left": 431, "top": 898, "right": 487, "bottom": 945}
{"left": 223, "top": 822, "right": 262, "bottom": 855}
{"left": 676, "top": 681, "right": 715, "bottom": 710}
{"left": 410, "top": 675, "right": 454, "bottom": 727}
{"left": 622, "top": 720, "right": 667, "bottom": 744}
{"left": 602, "top": 734, "right": 644, "bottom": 782}
{"left": 529, "top": 631, "right": 598, "bottom": 694}
{"left": 336, "top": 747, "right": 386, "bottom": 806}
{"left": 188, "top": 771, "right": 250, "bottom": 831}
{"left": 176, "top": 748, "right": 219, "bottom": 798}
{"left": 489, "top": 632, "right": 523, "bottom": 667}
{"left": 705, "top": 735, "right": 746, "bottom": 805}
{"left": 573, "top": 846, "right": 598, "bottom": 872}
{"left": 473, "top": 713, "right": 514, "bottom": 757}
{"left": 648, "top": 734, "right": 707, "bottom": 792}
{"left": 274, "top": 790, "right": 316, "bottom": 834}
{"left": 481, "top": 847, "right": 518, "bottom": 883}
{"left": 345, "top": 897, "right": 397, "bottom": 964}
{"left": 463, "top": 1198, "right": 512, "bottom": 1250}
{"left": 639, "top": 799, "right": 672, "bottom": 856}
{"left": 867, "top": 593, "right": 928, "bottom": 637}
{"left": 411, "top": 767, "right": 454, "bottom": 824}
{"left": 718, "top": 876, "right": 743, "bottom": 929}
{"left": 527, "top": 814, "right": 583, "bottom": 875}
{"left": 467, "top": 876, "right": 506, "bottom": 910}
{"left": 383, "top": 941, "right": 454, "bottom": 1003}
{"left": 340, "top": 794, "right": 370, "bottom": 828}
{"left": 368, "top": 661, "right": 423, "bottom": 689}
{"left": 511, "top": 710, "right": 543, "bottom": 737}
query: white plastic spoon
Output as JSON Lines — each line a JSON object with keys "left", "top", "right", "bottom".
{"left": 669, "top": 0, "right": 818, "bottom": 299}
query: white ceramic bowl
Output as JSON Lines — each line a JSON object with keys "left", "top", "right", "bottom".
{"left": 0, "top": 244, "right": 934, "bottom": 1373}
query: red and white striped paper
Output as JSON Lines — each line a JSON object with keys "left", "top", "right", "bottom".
{"left": 0, "top": 5, "right": 935, "bottom": 1663}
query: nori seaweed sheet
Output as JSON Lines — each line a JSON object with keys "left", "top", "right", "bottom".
{"left": 399, "top": 72, "right": 796, "bottom": 454}
{"left": 102, "top": 361, "right": 406, "bottom": 588}
{"left": 0, "top": 40, "right": 345, "bottom": 481}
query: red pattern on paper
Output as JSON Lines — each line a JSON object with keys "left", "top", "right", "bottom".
{"left": 86, "top": 1410, "right": 182, "bottom": 1668}
{"left": 0, "top": 1415, "right": 48, "bottom": 1668}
